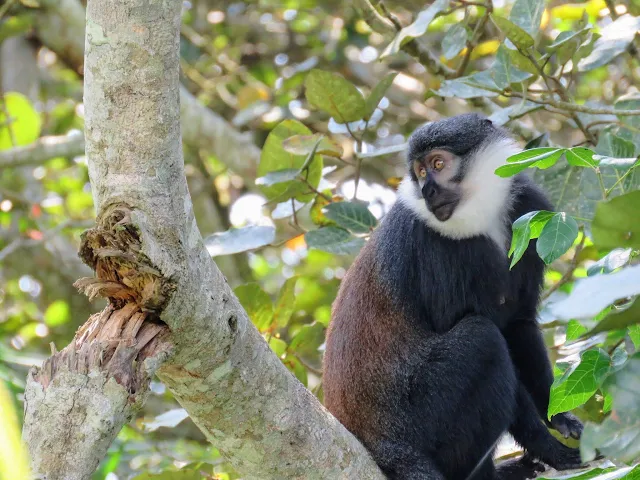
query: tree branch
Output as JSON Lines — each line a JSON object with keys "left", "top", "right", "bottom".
{"left": 0, "top": 131, "right": 84, "bottom": 168}
{"left": 22, "top": 1, "right": 384, "bottom": 478}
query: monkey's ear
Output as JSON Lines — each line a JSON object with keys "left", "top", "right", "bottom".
{"left": 483, "top": 118, "right": 493, "bottom": 126}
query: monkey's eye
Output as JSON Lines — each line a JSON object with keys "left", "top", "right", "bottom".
{"left": 418, "top": 166, "right": 427, "bottom": 178}
{"left": 433, "top": 158, "right": 445, "bottom": 171}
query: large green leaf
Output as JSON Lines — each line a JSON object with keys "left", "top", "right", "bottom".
{"left": 282, "top": 134, "right": 343, "bottom": 158}
{"left": 304, "top": 70, "right": 365, "bottom": 123}
{"left": 566, "top": 147, "right": 599, "bottom": 168}
{"left": 536, "top": 212, "right": 579, "bottom": 264}
{"left": 204, "top": 225, "right": 276, "bottom": 256}
{"left": 442, "top": 24, "right": 469, "bottom": 60}
{"left": 491, "top": 45, "right": 533, "bottom": 89}
{"left": 234, "top": 283, "right": 273, "bottom": 331}
{"left": 508, "top": 0, "right": 545, "bottom": 36}
{"left": 548, "top": 349, "right": 611, "bottom": 419}
{"left": 495, "top": 148, "right": 565, "bottom": 177}
{"left": 322, "top": 201, "right": 377, "bottom": 234}
{"left": 381, "top": 0, "right": 450, "bottom": 57}
{"left": 257, "top": 119, "right": 323, "bottom": 203}
{"left": 305, "top": 227, "right": 365, "bottom": 255}
{"left": 491, "top": 15, "right": 535, "bottom": 50}
{"left": 508, "top": 210, "right": 554, "bottom": 268}
{"left": 433, "top": 78, "right": 499, "bottom": 99}
{"left": 363, "top": 72, "right": 398, "bottom": 120}
{"left": 592, "top": 191, "right": 640, "bottom": 250}
{"left": 578, "top": 15, "right": 640, "bottom": 72}
{"left": 0, "top": 92, "right": 42, "bottom": 149}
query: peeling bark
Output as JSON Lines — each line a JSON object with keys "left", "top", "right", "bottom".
{"left": 22, "top": 0, "right": 385, "bottom": 479}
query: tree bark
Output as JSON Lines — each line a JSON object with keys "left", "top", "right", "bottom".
{"left": 22, "top": 1, "right": 385, "bottom": 479}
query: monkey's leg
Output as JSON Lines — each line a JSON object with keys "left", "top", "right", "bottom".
{"left": 414, "top": 316, "right": 519, "bottom": 480}
{"left": 375, "top": 441, "right": 445, "bottom": 480}
{"left": 509, "top": 383, "right": 583, "bottom": 471}
{"left": 503, "top": 321, "right": 583, "bottom": 439}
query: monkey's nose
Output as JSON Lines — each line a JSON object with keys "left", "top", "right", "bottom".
{"left": 422, "top": 181, "right": 438, "bottom": 200}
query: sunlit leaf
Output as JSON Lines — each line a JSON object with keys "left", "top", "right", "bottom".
{"left": 536, "top": 213, "right": 579, "bottom": 264}
{"left": 269, "top": 337, "right": 288, "bottom": 357}
{"left": 509, "top": 0, "right": 545, "bottom": 36}
{"left": 205, "top": 225, "right": 275, "bottom": 256}
{"left": 289, "top": 322, "right": 325, "bottom": 358}
{"left": 304, "top": 227, "right": 365, "bottom": 255}
{"left": 592, "top": 191, "right": 640, "bottom": 250}
{"left": 508, "top": 210, "right": 554, "bottom": 268}
{"left": 381, "top": 0, "right": 450, "bottom": 57}
{"left": 433, "top": 78, "right": 499, "bottom": 99}
{"left": 548, "top": 349, "right": 610, "bottom": 419}
{"left": 586, "top": 248, "right": 633, "bottom": 276}
{"left": 442, "top": 24, "right": 469, "bottom": 60}
{"left": 44, "top": 300, "right": 70, "bottom": 327}
{"left": 551, "top": 264, "right": 640, "bottom": 320}
{"left": 364, "top": 72, "right": 398, "bottom": 120}
{"left": 566, "top": 147, "right": 599, "bottom": 168}
{"left": 322, "top": 201, "right": 376, "bottom": 234}
{"left": 566, "top": 320, "right": 588, "bottom": 341}
{"left": 628, "top": 325, "right": 640, "bottom": 350}
{"left": 304, "top": 69, "right": 365, "bottom": 123}
{"left": 234, "top": 283, "right": 273, "bottom": 331}
{"left": 578, "top": 15, "right": 640, "bottom": 72}
{"left": 0, "top": 92, "right": 42, "bottom": 150}
{"left": 255, "top": 168, "right": 300, "bottom": 187}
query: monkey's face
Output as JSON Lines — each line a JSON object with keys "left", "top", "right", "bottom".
{"left": 411, "top": 150, "right": 461, "bottom": 222}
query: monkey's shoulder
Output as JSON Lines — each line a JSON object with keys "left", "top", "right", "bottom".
{"left": 509, "top": 174, "right": 554, "bottom": 220}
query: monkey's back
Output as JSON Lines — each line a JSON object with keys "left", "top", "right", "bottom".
{"left": 323, "top": 212, "right": 428, "bottom": 450}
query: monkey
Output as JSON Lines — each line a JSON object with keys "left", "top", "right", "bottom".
{"left": 322, "top": 114, "right": 584, "bottom": 480}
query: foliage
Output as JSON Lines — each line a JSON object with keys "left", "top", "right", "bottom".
{"left": 1, "top": 0, "right": 640, "bottom": 478}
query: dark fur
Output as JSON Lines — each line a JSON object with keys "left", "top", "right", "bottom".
{"left": 323, "top": 117, "right": 583, "bottom": 480}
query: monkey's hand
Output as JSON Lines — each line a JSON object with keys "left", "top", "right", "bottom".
{"left": 548, "top": 412, "right": 583, "bottom": 439}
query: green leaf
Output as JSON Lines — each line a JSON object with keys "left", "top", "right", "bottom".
{"left": 581, "top": 354, "right": 640, "bottom": 462}
{"left": 442, "top": 24, "right": 469, "bottom": 60}
{"left": 508, "top": 0, "right": 545, "bottom": 36}
{"left": 304, "top": 69, "right": 365, "bottom": 123}
{"left": 255, "top": 168, "right": 300, "bottom": 187}
{"left": 133, "top": 470, "right": 205, "bottom": 480}
{"left": 44, "top": 300, "right": 70, "bottom": 327}
{"left": 566, "top": 320, "right": 588, "bottom": 341}
{"left": 525, "top": 132, "right": 550, "bottom": 149}
{"left": 596, "top": 131, "right": 636, "bottom": 159}
{"left": 548, "top": 349, "right": 611, "bottom": 419}
{"left": 578, "top": 15, "right": 640, "bottom": 72}
{"left": 269, "top": 337, "right": 288, "bottom": 357}
{"left": 282, "top": 134, "right": 343, "bottom": 158}
{"left": 304, "top": 227, "right": 365, "bottom": 255}
{"left": 592, "top": 191, "right": 640, "bottom": 250}
{"left": 536, "top": 212, "right": 579, "bottom": 264}
{"left": 491, "top": 45, "right": 533, "bottom": 89}
{"left": 363, "top": 72, "right": 398, "bottom": 120}
{"left": 257, "top": 119, "right": 323, "bottom": 203}
{"left": 0, "top": 92, "right": 42, "bottom": 150}
{"left": 566, "top": 147, "right": 599, "bottom": 168}
{"left": 495, "top": 148, "right": 565, "bottom": 177}
{"left": 491, "top": 15, "right": 535, "bottom": 50}
{"left": 502, "top": 46, "right": 540, "bottom": 74}
{"left": 204, "top": 225, "right": 275, "bottom": 256}
{"left": 322, "top": 201, "right": 377, "bottom": 234}
{"left": 234, "top": 283, "right": 273, "bottom": 331}
{"left": 508, "top": 210, "right": 554, "bottom": 268}
{"left": 615, "top": 91, "right": 640, "bottom": 132}
{"left": 380, "top": 0, "right": 450, "bottom": 57}
{"left": 273, "top": 276, "right": 298, "bottom": 328}
{"left": 289, "top": 322, "right": 325, "bottom": 357}
{"left": 628, "top": 325, "right": 640, "bottom": 350}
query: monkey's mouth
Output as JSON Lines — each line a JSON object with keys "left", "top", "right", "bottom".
{"left": 427, "top": 200, "right": 458, "bottom": 222}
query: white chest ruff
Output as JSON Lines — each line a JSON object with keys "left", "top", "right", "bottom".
{"left": 397, "top": 139, "right": 520, "bottom": 249}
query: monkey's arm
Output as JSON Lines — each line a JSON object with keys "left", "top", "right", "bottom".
{"left": 505, "top": 175, "right": 583, "bottom": 438}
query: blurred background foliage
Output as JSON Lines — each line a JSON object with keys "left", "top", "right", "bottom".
{"left": 1, "top": 0, "right": 640, "bottom": 478}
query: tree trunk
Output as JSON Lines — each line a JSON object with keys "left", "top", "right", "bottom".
{"left": 21, "top": 1, "right": 385, "bottom": 479}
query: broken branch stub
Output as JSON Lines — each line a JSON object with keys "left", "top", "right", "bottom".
{"left": 23, "top": 204, "right": 174, "bottom": 480}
